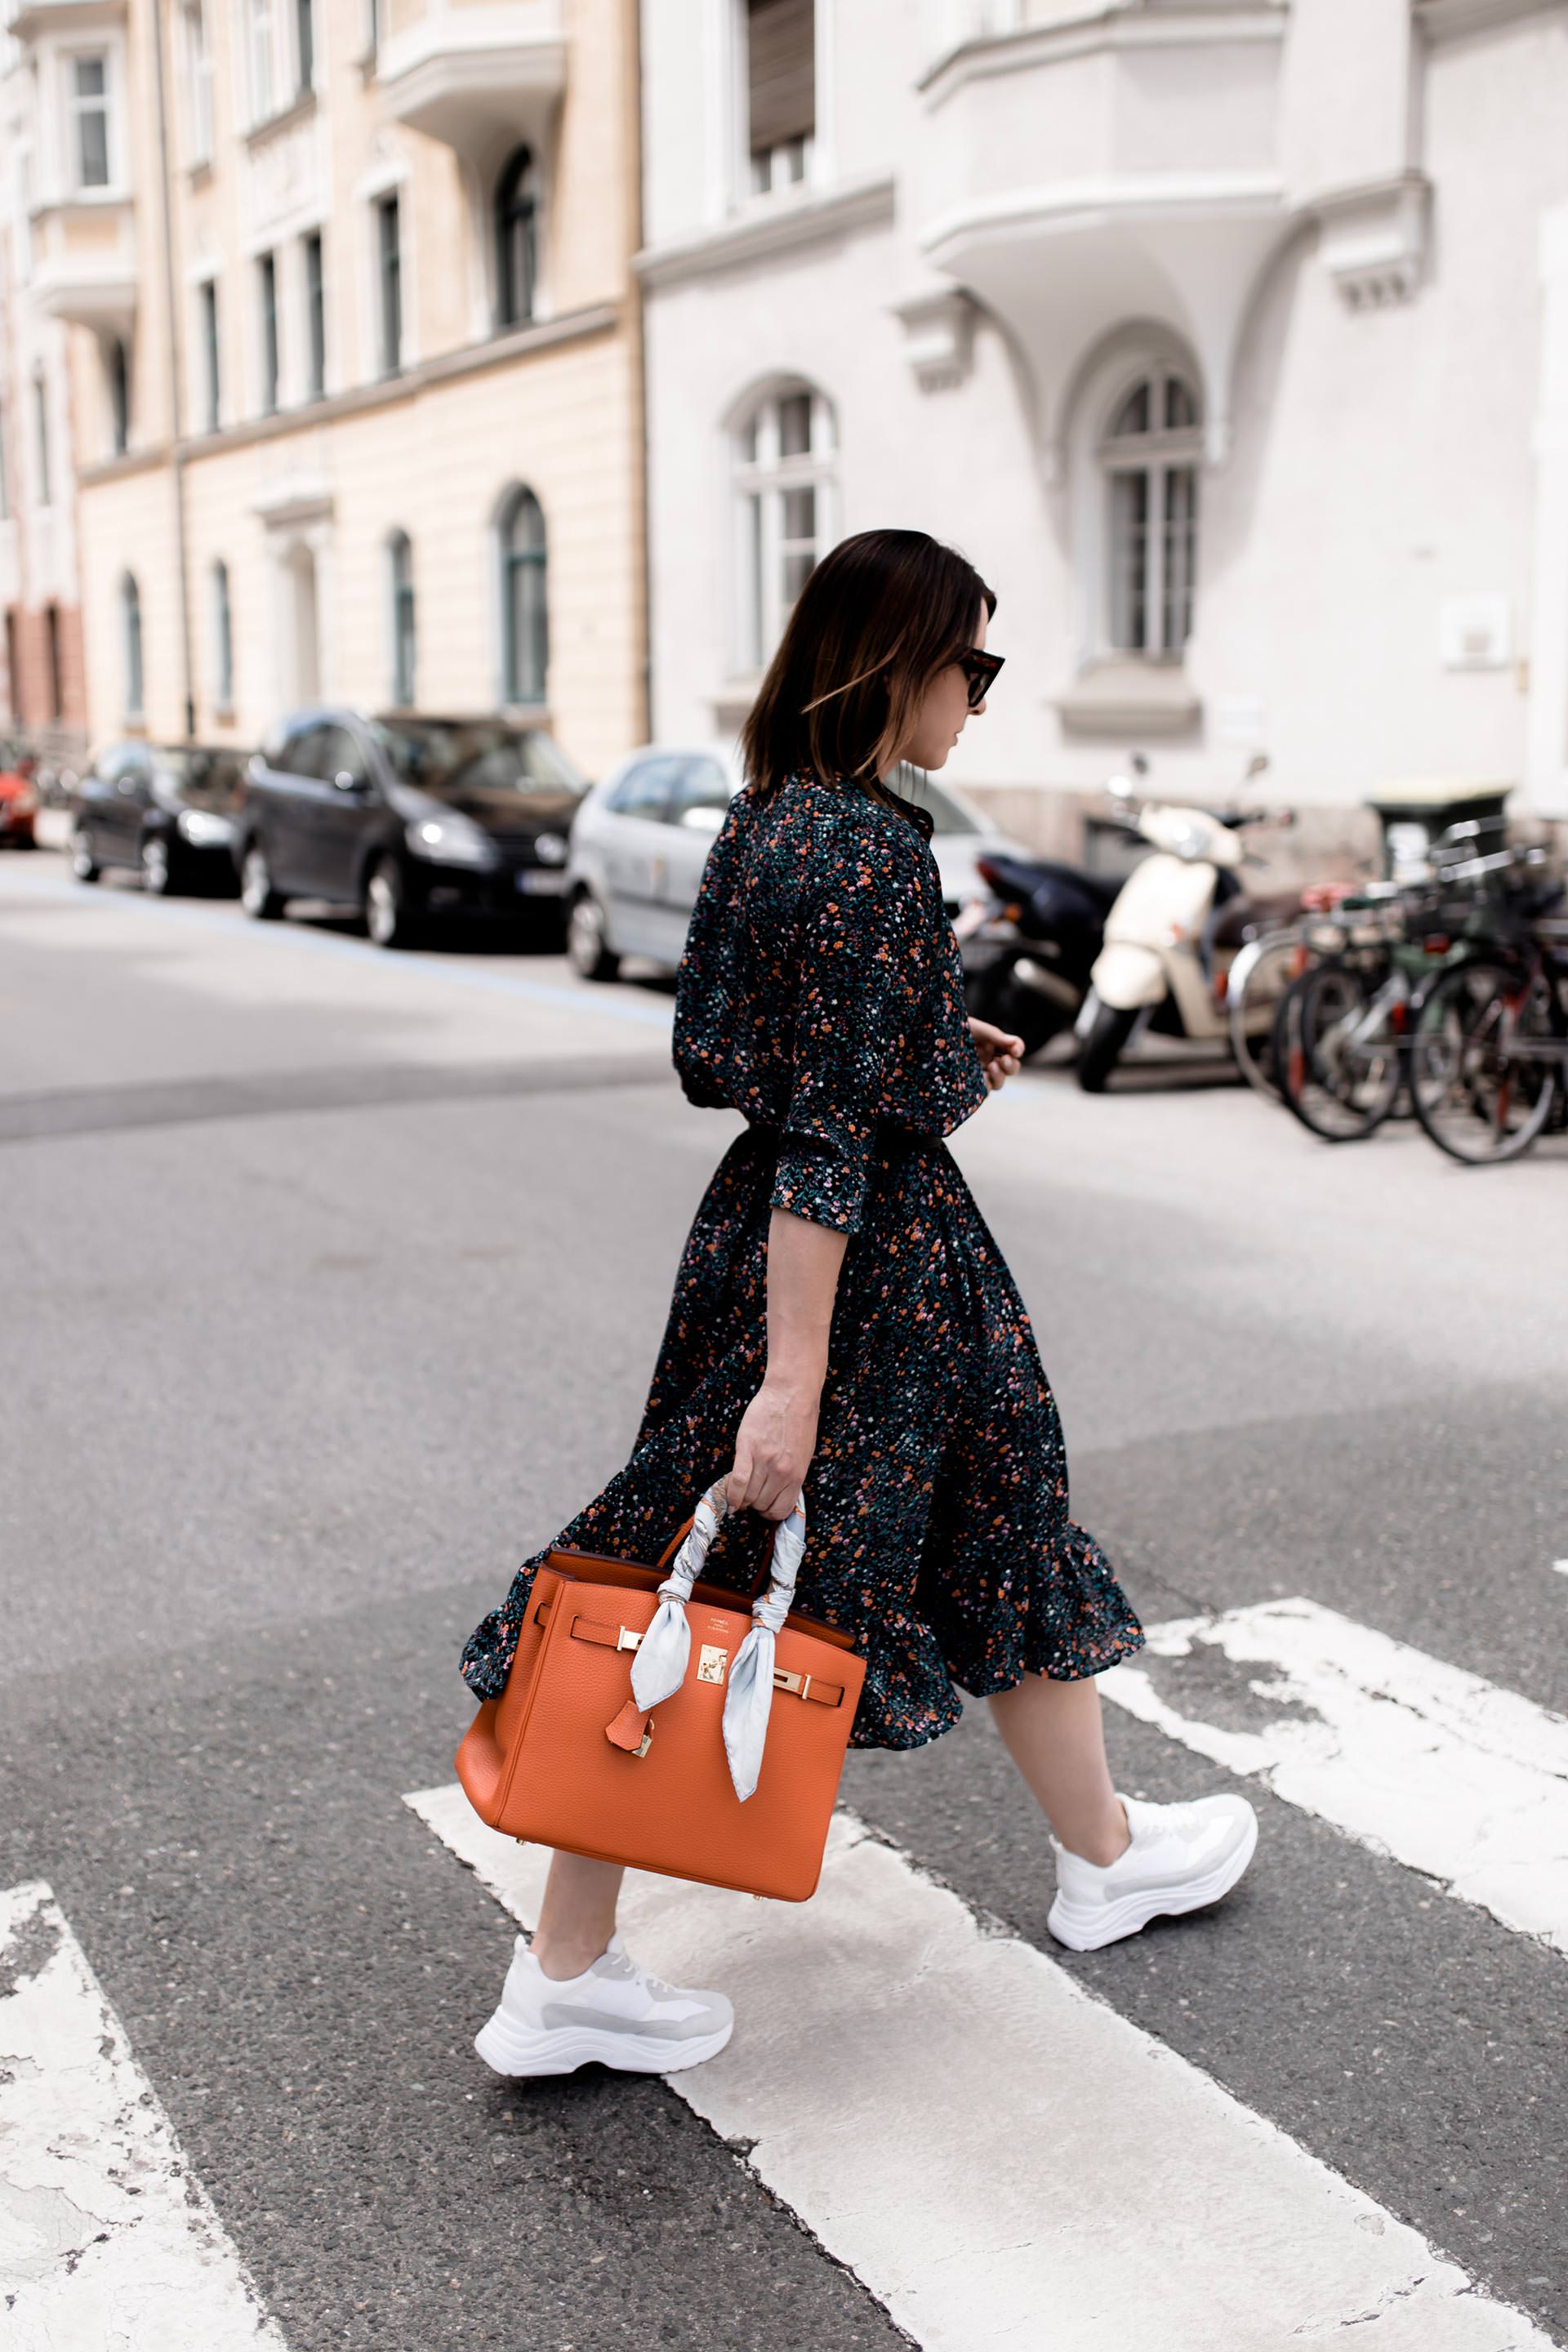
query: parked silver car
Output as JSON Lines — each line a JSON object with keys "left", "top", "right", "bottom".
{"left": 564, "top": 745, "right": 1027, "bottom": 980}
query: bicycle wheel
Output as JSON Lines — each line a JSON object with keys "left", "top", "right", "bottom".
{"left": 1274, "top": 959, "right": 1404, "bottom": 1142}
{"left": 1410, "top": 959, "right": 1563, "bottom": 1165}
{"left": 1228, "top": 932, "right": 1303, "bottom": 1101}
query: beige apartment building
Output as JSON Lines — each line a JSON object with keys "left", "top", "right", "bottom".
{"left": 1, "top": 0, "right": 644, "bottom": 777}
{"left": 0, "top": 14, "right": 91, "bottom": 763}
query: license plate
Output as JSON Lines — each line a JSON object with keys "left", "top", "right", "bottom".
{"left": 515, "top": 870, "right": 568, "bottom": 895}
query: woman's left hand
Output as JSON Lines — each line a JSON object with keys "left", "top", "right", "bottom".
{"left": 969, "top": 1016, "right": 1024, "bottom": 1091}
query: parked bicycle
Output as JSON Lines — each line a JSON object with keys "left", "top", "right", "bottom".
{"left": 1269, "top": 881, "right": 1461, "bottom": 1143}
{"left": 1409, "top": 840, "right": 1568, "bottom": 1164}
{"left": 1256, "top": 819, "right": 1566, "bottom": 1159}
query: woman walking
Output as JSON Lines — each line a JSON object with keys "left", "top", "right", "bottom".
{"left": 461, "top": 529, "right": 1256, "bottom": 2078}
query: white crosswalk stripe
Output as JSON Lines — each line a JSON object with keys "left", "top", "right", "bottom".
{"left": 409, "top": 1784, "right": 1555, "bottom": 2352}
{"left": 0, "top": 1880, "right": 287, "bottom": 2351}
{"left": 1100, "top": 1598, "right": 1568, "bottom": 1953}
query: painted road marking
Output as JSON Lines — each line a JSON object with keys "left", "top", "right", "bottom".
{"left": 409, "top": 1784, "right": 1552, "bottom": 2352}
{"left": 1101, "top": 1598, "right": 1568, "bottom": 1953}
{"left": 0, "top": 1880, "right": 286, "bottom": 2350}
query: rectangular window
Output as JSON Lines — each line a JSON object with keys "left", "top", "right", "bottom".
{"left": 391, "top": 543, "right": 415, "bottom": 706}
{"left": 1162, "top": 466, "right": 1198, "bottom": 655}
{"left": 45, "top": 603, "right": 63, "bottom": 721}
{"left": 376, "top": 196, "right": 402, "bottom": 377}
{"left": 33, "top": 376, "right": 51, "bottom": 507}
{"left": 295, "top": 0, "right": 313, "bottom": 91}
{"left": 747, "top": 0, "right": 813, "bottom": 194}
{"left": 107, "top": 336, "right": 130, "bottom": 454}
{"left": 258, "top": 252, "right": 278, "bottom": 412}
{"left": 249, "top": 0, "right": 274, "bottom": 121}
{"left": 1110, "top": 471, "right": 1149, "bottom": 654}
{"left": 185, "top": 0, "right": 212, "bottom": 163}
{"left": 4, "top": 612, "right": 18, "bottom": 719}
{"left": 200, "top": 278, "right": 220, "bottom": 430}
{"left": 213, "top": 564, "right": 234, "bottom": 707}
{"left": 71, "top": 55, "right": 111, "bottom": 190}
{"left": 304, "top": 231, "right": 325, "bottom": 399}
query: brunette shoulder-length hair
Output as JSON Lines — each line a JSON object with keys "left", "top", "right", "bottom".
{"left": 740, "top": 528, "right": 995, "bottom": 800}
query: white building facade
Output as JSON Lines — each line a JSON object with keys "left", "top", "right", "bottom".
{"left": 638, "top": 0, "right": 1568, "bottom": 853}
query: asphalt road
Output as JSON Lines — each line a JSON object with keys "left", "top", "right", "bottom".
{"left": 2, "top": 849, "right": 1565, "bottom": 2350}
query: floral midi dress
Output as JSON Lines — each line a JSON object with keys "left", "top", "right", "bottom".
{"left": 461, "top": 770, "right": 1144, "bottom": 1749}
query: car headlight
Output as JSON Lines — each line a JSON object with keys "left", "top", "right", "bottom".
{"left": 532, "top": 831, "right": 568, "bottom": 866}
{"left": 407, "top": 815, "right": 497, "bottom": 868}
{"left": 177, "top": 809, "right": 234, "bottom": 846}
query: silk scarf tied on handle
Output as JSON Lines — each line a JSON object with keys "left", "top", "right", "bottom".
{"left": 629, "top": 1480, "right": 807, "bottom": 1802}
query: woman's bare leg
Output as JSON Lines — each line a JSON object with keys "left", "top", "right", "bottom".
{"left": 989, "top": 1673, "right": 1131, "bottom": 1865}
{"left": 532, "top": 1853, "right": 625, "bottom": 1980}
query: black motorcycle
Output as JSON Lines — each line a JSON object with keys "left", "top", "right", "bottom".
{"left": 959, "top": 853, "right": 1124, "bottom": 1056}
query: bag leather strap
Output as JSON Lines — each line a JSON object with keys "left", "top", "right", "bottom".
{"left": 572, "top": 1611, "right": 843, "bottom": 1707}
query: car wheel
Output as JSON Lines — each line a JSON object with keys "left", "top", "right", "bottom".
{"left": 567, "top": 888, "right": 620, "bottom": 982}
{"left": 140, "top": 835, "right": 174, "bottom": 896}
{"left": 240, "top": 841, "right": 286, "bottom": 920}
{"left": 70, "top": 824, "right": 101, "bottom": 883}
{"left": 365, "top": 853, "right": 420, "bottom": 950}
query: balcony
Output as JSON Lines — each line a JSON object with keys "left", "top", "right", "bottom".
{"left": 29, "top": 195, "right": 137, "bottom": 336}
{"left": 376, "top": 0, "right": 564, "bottom": 158}
{"left": 914, "top": 2, "right": 1290, "bottom": 464}
{"left": 2, "top": 0, "right": 123, "bottom": 36}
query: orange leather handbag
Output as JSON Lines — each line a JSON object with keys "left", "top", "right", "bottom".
{"left": 454, "top": 1485, "right": 865, "bottom": 1903}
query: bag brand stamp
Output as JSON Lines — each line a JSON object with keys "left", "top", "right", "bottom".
{"left": 697, "top": 1644, "right": 728, "bottom": 1685}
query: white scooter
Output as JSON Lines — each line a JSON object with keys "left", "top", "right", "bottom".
{"left": 1075, "top": 755, "right": 1283, "bottom": 1093}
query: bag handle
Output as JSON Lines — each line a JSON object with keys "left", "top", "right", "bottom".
{"left": 656, "top": 1499, "right": 784, "bottom": 1598}
{"left": 630, "top": 1480, "right": 806, "bottom": 1802}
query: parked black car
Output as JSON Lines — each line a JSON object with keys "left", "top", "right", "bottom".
{"left": 234, "top": 710, "right": 588, "bottom": 947}
{"left": 70, "top": 742, "right": 252, "bottom": 894}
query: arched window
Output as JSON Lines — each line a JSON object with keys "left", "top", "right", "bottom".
{"left": 494, "top": 147, "right": 537, "bottom": 331}
{"left": 388, "top": 529, "right": 415, "bottom": 706}
{"left": 121, "top": 572, "right": 144, "bottom": 717}
{"left": 733, "top": 382, "right": 835, "bottom": 670}
{"left": 498, "top": 487, "right": 547, "bottom": 705}
{"left": 1100, "top": 364, "right": 1200, "bottom": 657}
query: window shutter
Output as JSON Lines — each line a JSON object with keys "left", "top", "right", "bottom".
{"left": 747, "top": 0, "right": 813, "bottom": 156}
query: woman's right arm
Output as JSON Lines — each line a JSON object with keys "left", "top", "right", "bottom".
{"left": 726, "top": 1207, "right": 848, "bottom": 1520}
{"left": 728, "top": 817, "right": 921, "bottom": 1518}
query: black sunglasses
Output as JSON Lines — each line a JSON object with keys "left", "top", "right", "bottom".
{"left": 956, "top": 648, "right": 1004, "bottom": 710}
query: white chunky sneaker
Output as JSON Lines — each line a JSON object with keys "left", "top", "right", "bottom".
{"left": 474, "top": 1933, "right": 734, "bottom": 2078}
{"left": 1047, "top": 1792, "right": 1258, "bottom": 1953}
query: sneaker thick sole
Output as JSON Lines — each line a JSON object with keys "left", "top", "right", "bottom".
{"left": 473, "top": 2006, "right": 733, "bottom": 2080}
{"left": 1046, "top": 1804, "right": 1258, "bottom": 1953}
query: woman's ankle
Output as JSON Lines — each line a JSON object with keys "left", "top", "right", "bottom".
{"left": 530, "top": 1931, "right": 611, "bottom": 1982}
{"left": 1058, "top": 1798, "right": 1131, "bottom": 1869}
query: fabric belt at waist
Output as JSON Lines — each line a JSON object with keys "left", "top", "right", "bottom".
{"left": 743, "top": 1118, "right": 932, "bottom": 1158}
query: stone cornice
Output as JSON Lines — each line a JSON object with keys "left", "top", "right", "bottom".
{"left": 635, "top": 176, "right": 896, "bottom": 291}
{"left": 76, "top": 302, "right": 621, "bottom": 489}
{"left": 1414, "top": 0, "right": 1565, "bottom": 37}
